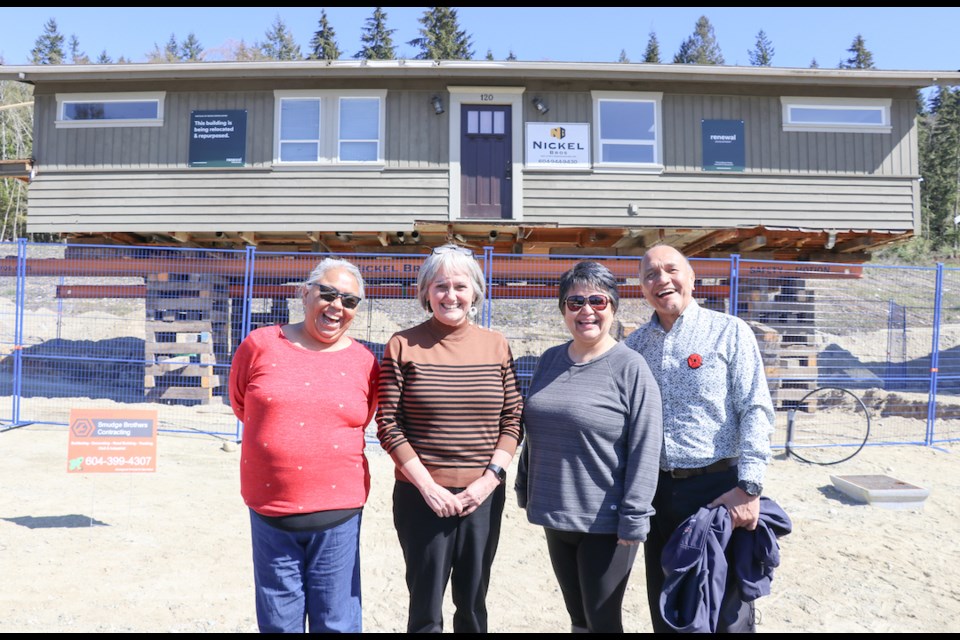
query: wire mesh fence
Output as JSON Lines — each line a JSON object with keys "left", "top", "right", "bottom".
{"left": 1, "top": 240, "right": 958, "bottom": 450}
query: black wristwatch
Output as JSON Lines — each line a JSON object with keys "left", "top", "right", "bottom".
{"left": 486, "top": 463, "right": 506, "bottom": 484}
{"left": 737, "top": 479, "right": 762, "bottom": 497}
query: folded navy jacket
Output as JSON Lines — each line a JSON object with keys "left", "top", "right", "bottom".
{"left": 659, "top": 496, "right": 793, "bottom": 633}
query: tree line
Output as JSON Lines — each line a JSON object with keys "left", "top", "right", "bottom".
{"left": 1, "top": 8, "right": 959, "bottom": 259}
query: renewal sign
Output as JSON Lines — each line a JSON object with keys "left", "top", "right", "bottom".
{"left": 189, "top": 110, "right": 247, "bottom": 167}
{"left": 67, "top": 408, "right": 158, "bottom": 473}
{"left": 525, "top": 123, "right": 590, "bottom": 169}
{"left": 702, "top": 119, "right": 745, "bottom": 172}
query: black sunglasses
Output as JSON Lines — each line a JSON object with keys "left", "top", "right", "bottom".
{"left": 564, "top": 294, "right": 610, "bottom": 312}
{"left": 311, "top": 283, "right": 362, "bottom": 309}
{"left": 432, "top": 245, "right": 473, "bottom": 256}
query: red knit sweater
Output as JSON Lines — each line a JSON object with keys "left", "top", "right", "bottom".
{"left": 229, "top": 325, "right": 379, "bottom": 516}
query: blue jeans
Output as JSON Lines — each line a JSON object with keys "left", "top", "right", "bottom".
{"left": 249, "top": 509, "right": 362, "bottom": 633}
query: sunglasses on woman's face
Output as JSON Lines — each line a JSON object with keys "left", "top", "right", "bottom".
{"left": 311, "top": 283, "right": 362, "bottom": 309}
{"left": 564, "top": 294, "right": 610, "bottom": 312}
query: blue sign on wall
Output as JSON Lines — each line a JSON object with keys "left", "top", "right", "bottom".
{"left": 190, "top": 110, "right": 247, "bottom": 168}
{"left": 702, "top": 119, "right": 745, "bottom": 172}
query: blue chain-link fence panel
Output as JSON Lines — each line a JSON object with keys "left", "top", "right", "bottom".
{"left": 2, "top": 242, "right": 958, "bottom": 448}
{"left": 934, "top": 266, "right": 960, "bottom": 445}
{"left": 736, "top": 260, "right": 939, "bottom": 448}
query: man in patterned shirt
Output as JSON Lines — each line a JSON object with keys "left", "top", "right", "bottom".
{"left": 624, "top": 244, "right": 774, "bottom": 633}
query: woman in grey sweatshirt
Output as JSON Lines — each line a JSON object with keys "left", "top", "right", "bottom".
{"left": 516, "top": 259, "right": 663, "bottom": 634}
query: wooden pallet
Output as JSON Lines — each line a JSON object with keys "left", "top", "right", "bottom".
{"left": 144, "top": 273, "right": 229, "bottom": 404}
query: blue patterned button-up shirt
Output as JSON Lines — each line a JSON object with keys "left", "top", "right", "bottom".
{"left": 624, "top": 300, "right": 774, "bottom": 485}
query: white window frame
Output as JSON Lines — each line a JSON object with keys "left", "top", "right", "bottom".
{"left": 591, "top": 90, "right": 663, "bottom": 173}
{"left": 273, "top": 89, "right": 386, "bottom": 167}
{"left": 55, "top": 91, "right": 165, "bottom": 128}
{"left": 781, "top": 97, "right": 891, "bottom": 134}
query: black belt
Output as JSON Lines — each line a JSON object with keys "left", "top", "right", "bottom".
{"left": 664, "top": 457, "right": 737, "bottom": 480}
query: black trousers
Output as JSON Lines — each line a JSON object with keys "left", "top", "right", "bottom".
{"left": 543, "top": 528, "right": 639, "bottom": 633}
{"left": 643, "top": 466, "right": 756, "bottom": 633}
{"left": 393, "top": 480, "right": 506, "bottom": 633}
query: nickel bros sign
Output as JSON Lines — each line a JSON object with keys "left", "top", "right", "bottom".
{"left": 525, "top": 123, "right": 590, "bottom": 170}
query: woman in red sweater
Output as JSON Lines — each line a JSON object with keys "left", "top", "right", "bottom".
{"left": 377, "top": 244, "right": 523, "bottom": 633}
{"left": 229, "top": 257, "right": 379, "bottom": 633}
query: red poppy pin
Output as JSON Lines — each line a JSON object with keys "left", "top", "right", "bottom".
{"left": 687, "top": 354, "right": 702, "bottom": 369}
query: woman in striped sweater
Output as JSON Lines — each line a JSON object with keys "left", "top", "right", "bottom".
{"left": 376, "top": 244, "right": 523, "bottom": 633}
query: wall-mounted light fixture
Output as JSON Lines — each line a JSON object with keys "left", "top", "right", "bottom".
{"left": 430, "top": 95, "right": 445, "bottom": 115}
{"left": 825, "top": 230, "right": 838, "bottom": 250}
{"left": 531, "top": 97, "right": 549, "bottom": 115}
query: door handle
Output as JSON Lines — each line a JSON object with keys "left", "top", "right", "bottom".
{"left": 505, "top": 161, "right": 512, "bottom": 181}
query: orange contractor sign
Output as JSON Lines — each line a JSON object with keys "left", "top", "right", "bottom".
{"left": 67, "top": 409, "right": 158, "bottom": 473}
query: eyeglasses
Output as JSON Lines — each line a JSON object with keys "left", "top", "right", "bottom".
{"left": 311, "top": 283, "right": 362, "bottom": 310}
{"left": 564, "top": 294, "right": 611, "bottom": 312}
{"left": 432, "top": 245, "right": 473, "bottom": 256}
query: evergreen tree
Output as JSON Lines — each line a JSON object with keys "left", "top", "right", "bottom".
{"left": 506, "top": 50, "right": 517, "bottom": 61}
{"left": 96, "top": 51, "right": 113, "bottom": 64}
{"left": 68, "top": 35, "right": 90, "bottom": 64}
{"left": 839, "top": 34, "right": 875, "bottom": 69}
{"left": 165, "top": 34, "right": 180, "bottom": 61}
{"left": 643, "top": 32, "right": 661, "bottom": 63}
{"left": 146, "top": 35, "right": 181, "bottom": 63}
{"left": 309, "top": 9, "right": 342, "bottom": 60}
{"left": 231, "top": 39, "right": 269, "bottom": 62}
{"left": 0, "top": 80, "right": 35, "bottom": 240}
{"left": 408, "top": 7, "right": 473, "bottom": 61}
{"left": 30, "top": 18, "right": 66, "bottom": 65}
{"left": 261, "top": 15, "right": 302, "bottom": 61}
{"left": 355, "top": 7, "right": 396, "bottom": 60}
{"left": 919, "top": 87, "right": 960, "bottom": 251}
{"left": 748, "top": 30, "right": 774, "bottom": 66}
{"left": 810, "top": 58, "right": 820, "bottom": 68}
{"left": 618, "top": 49, "right": 630, "bottom": 63}
{"left": 485, "top": 49, "right": 494, "bottom": 61}
{"left": 673, "top": 15, "right": 724, "bottom": 64}
{"left": 180, "top": 33, "right": 204, "bottom": 61}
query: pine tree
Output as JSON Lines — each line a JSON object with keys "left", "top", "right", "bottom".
{"left": 68, "top": 35, "right": 90, "bottom": 64}
{"left": 180, "top": 33, "right": 204, "bottom": 61}
{"left": 839, "top": 34, "right": 876, "bottom": 69}
{"left": 30, "top": 18, "right": 66, "bottom": 64}
{"left": 261, "top": 15, "right": 302, "bottom": 61}
{"left": 506, "top": 50, "right": 517, "bottom": 61}
{"left": 0, "top": 80, "right": 35, "bottom": 240}
{"left": 673, "top": 15, "right": 724, "bottom": 65}
{"left": 748, "top": 30, "right": 774, "bottom": 66}
{"left": 408, "top": 7, "right": 473, "bottom": 61}
{"left": 165, "top": 34, "right": 180, "bottom": 61}
{"left": 643, "top": 32, "right": 661, "bottom": 63}
{"left": 485, "top": 49, "right": 494, "bottom": 61}
{"left": 618, "top": 49, "right": 630, "bottom": 63}
{"left": 355, "top": 7, "right": 396, "bottom": 60}
{"left": 810, "top": 58, "right": 820, "bottom": 69}
{"left": 231, "top": 39, "right": 268, "bottom": 62}
{"left": 309, "top": 9, "right": 342, "bottom": 60}
{"left": 919, "top": 87, "right": 960, "bottom": 251}
{"left": 96, "top": 51, "right": 113, "bottom": 64}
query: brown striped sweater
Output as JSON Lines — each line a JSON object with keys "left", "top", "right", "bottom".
{"left": 376, "top": 316, "right": 523, "bottom": 488}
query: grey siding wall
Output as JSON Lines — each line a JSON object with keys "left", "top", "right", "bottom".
{"left": 25, "top": 171, "right": 449, "bottom": 233}
{"left": 520, "top": 173, "right": 916, "bottom": 231}
{"left": 662, "top": 95, "right": 917, "bottom": 175}
{"left": 28, "top": 88, "right": 918, "bottom": 234}
{"left": 33, "top": 90, "right": 447, "bottom": 170}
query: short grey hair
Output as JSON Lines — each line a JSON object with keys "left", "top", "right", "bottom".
{"left": 557, "top": 260, "right": 620, "bottom": 313}
{"left": 416, "top": 244, "right": 486, "bottom": 312}
{"left": 299, "top": 257, "right": 365, "bottom": 299}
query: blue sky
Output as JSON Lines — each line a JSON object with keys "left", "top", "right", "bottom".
{"left": 0, "top": 7, "right": 958, "bottom": 72}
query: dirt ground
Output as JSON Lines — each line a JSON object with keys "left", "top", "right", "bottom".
{"left": 1, "top": 422, "right": 957, "bottom": 633}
